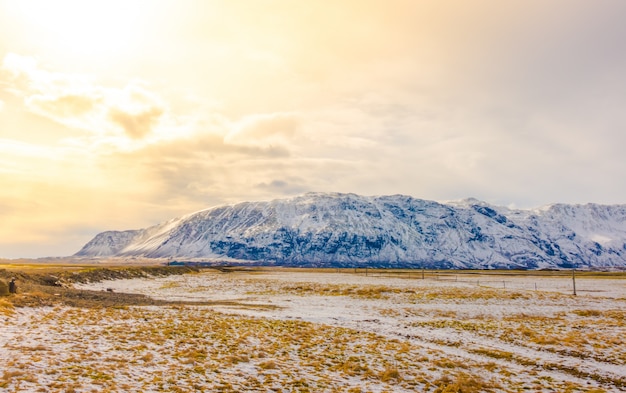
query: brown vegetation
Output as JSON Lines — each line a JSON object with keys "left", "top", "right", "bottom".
{"left": 0, "top": 266, "right": 202, "bottom": 308}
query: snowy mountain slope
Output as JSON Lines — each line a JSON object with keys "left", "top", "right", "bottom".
{"left": 75, "top": 192, "right": 626, "bottom": 269}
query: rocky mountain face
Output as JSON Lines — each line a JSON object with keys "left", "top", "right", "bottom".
{"left": 75, "top": 193, "right": 626, "bottom": 269}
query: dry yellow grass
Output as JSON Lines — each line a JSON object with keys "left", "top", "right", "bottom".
{"left": 2, "top": 266, "right": 625, "bottom": 392}
{"left": 0, "top": 298, "right": 14, "bottom": 316}
{"left": 2, "top": 305, "right": 531, "bottom": 392}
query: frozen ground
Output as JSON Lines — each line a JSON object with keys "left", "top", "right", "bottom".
{"left": 2, "top": 270, "right": 625, "bottom": 392}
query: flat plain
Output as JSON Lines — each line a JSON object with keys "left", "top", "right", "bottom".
{"left": 1, "top": 266, "right": 625, "bottom": 392}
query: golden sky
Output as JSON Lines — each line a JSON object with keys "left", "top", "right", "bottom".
{"left": 1, "top": 0, "right": 626, "bottom": 257}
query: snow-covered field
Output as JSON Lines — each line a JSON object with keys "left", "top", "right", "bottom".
{"left": 2, "top": 270, "right": 625, "bottom": 392}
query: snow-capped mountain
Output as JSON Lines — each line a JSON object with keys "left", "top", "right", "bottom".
{"left": 75, "top": 192, "right": 626, "bottom": 269}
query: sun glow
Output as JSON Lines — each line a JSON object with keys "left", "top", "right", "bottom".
{"left": 11, "top": 0, "right": 157, "bottom": 59}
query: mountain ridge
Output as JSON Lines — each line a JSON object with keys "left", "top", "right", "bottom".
{"left": 75, "top": 192, "right": 626, "bottom": 269}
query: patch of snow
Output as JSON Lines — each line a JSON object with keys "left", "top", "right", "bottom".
{"left": 4, "top": 270, "right": 626, "bottom": 392}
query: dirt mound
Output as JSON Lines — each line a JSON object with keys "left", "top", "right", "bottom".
{"left": 1, "top": 266, "right": 202, "bottom": 308}
{"left": 59, "top": 266, "right": 199, "bottom": 284}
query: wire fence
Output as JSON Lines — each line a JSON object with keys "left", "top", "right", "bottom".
{"left": 346, "top": 268, "right": 625, "bottom": 297}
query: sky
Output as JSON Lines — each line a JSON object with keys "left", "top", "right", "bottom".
{"left": 1, "top": 0, "right": 626, "bottom": 258}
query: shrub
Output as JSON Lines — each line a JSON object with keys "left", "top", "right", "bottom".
{"left": 0, "top": 280, "right": 9, "bottom": 296}
{"left": 0, "top": 298, "right": 14, "bottom": 316}
{"left": 258, "top": 360, "right": 277, "bottom": 370}
{"left": 434, "top": 372, "right": 496, "bottom": 393}
{"left": 379, "top": 366, "right": 401, "bottom": 382}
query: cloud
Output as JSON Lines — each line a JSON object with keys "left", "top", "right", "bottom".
{"left": 27, "top": 93, "right": 98, "bottom": 117}
{"left": 1, "top": 53, "right": 165, "bottom": 141}
{"left": 0, "top": 139, "right": 151, "bottom": 257}
{"left": 1, "top": 52, "right": 37, "bottom": 80}
{"left": 110, "top": 128, "right": 294, "bottom": 207}
{"left": 255, "top": 179, "right": 309, "bottom": 195}
{"left": 109, "top": 106, "right": 164, "bottom": 139}
{"left": 225, "top": 112, "right": 299, "bottom": 147}
{"left": 106, "top": 84, "right": 166, "bottom": 139}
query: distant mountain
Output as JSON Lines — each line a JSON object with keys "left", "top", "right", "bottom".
{"left": 75, "top": 192, "right": 626, "bottom": 269}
